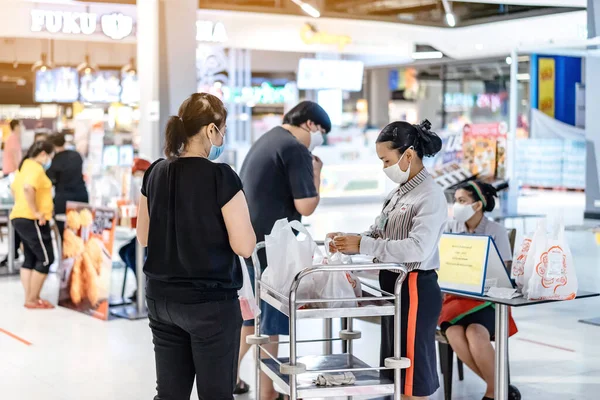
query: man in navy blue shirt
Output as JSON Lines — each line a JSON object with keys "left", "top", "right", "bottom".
{"left": 236, "top": 101, "right": 331, "bottom": 397}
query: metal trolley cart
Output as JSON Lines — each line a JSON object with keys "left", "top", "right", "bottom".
{"left": 246, "top": 242, "right": 410, "bottom": 400}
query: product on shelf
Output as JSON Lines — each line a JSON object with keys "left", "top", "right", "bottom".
{"left": 462, "top": 122, "right": 508, "bottom": 179}
{"left": 516, "top": 138, "right": 585, "bottom": 190}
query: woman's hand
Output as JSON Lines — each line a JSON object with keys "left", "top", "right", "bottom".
{"left": 332, "top": 235, "right": 362, "bottom": 255}
{"left": 326, "top": 232, "right": 344, "bottom": 254}
{"left": 36, "top": 212, "right": 47, "bottom": 226}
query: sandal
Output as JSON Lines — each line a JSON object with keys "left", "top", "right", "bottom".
{"left": 233, "top": 380, "right": 250, "bottom": 395}
{"left": 39, "top": 299, "right": 55, "bottom": 309}
{"left": 25, "top": 300, "right": 52, "bottom": 309}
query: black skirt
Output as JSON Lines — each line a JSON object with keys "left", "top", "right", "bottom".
{"left": 441, "top": 304, "right": 496, "bottom": 340}
{"left": 379, "top": 269, "right": 442, "bottom": 397}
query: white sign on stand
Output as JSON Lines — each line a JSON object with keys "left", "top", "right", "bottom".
{"left": 438, "top": 234, "right": 514, "bottom": 296}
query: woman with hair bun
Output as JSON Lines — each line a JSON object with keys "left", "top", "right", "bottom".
{"left": 329, "top": 120, "right": 447, "bottom": 399}
{"left": 440, "top": 180, "right": 519, "bottom": 400}
{"left": 135, "top": 93, "right": 256, "bottom": 399}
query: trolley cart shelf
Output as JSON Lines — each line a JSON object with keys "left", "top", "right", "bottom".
{"left": 248, "top": 242, "right": 410, "bottom": 400}
{"left": 261, "top": 354, "right": 394, "bottom": 398}
{"left": 260, "top": 280, "right": 395, "bottom": 320}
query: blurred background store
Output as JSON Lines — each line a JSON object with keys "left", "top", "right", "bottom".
{"left": 1, "top": 1, "right": 600, "bottom": 398}
{"left": 0, "top": 0, "right": 593, "bottom": 210}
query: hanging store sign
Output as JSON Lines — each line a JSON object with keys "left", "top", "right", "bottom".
{"left": 300, "top": 23, "right": 351, "bottom": 51}
{"left": 196, "top": 20, "right": 228, "bottom": 43}
{"left": 538, "top": 58, "right": 556, "bottom": 118}
{"left": 444, "top": 92, "right": 507, "bottom": 113}
{"left": 222, "top": 83, "right": 296, "bottom": 106}
{"left": 30, "top": 10, "right": 134, "bottom": 40}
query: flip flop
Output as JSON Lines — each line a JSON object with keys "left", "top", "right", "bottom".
{"left": 25, "top": 300, "right": 50, "bottom": 309}
{"left": 39, "top": 299, "right": 55, "bottom": 309}
{"left": 233, "top": 380, "right": 250, "bottom": 395}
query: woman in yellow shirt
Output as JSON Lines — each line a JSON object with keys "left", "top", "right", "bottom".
{"left": 11, "top": 141, "right": 56, "bottom": 309}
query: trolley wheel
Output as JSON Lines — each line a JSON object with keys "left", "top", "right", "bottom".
{"left": 509, "top": 384, "right": 521, "bottom": 400}
{"left": 246, "top": 335, "right": 270, "bottom": 345}
{"left": 339, "top": 330, "right": 362, "bottom": 340}
{"left": 384, "top": 357, "right": 411, "bottom": 370}
{"left": 280, "top": 362, "right": 307, "bottom": 375}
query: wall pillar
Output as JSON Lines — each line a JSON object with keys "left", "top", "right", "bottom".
{"left": 137, "top": 0, "right": 197, "bottom": 160}
{"left": 585, "top": 0, "right": 600, "bottom": 219}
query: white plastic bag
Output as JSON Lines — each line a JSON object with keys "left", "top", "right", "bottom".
{"left": 519, "top": 220, "right": 547, "bottom": 296}
{"left": 322, "top": 271, "right": 362, "bottom": 308}
{"left": 324, "top": 237, "right": 352, "bottom": 265}
{"left": 238, "top": 257, "right": 260, "bottom": 321}
{"left": 301, "top": 270, "right": 361, "bottom": 309}
{"left": 312, "top": 240, "right": 362, "bottom": 308}
{"left": 526, "top": 221, "right": 578, "bottom": 301}
{"left": 263, "top": 218, "right": 318, "bottom": 294}
{"left": 511, "top": 236, "right": 532, "bottom": 289}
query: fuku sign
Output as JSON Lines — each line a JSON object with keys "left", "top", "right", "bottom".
{"left": 30, "top": 10, "right": 134, "bottom": 40}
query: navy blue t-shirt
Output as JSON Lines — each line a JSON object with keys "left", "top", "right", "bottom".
{"left": 240, "top": 126, "right": 317, "bottom": 246}
{"left": 142, "top": 157, "right": 243, "bottom": 302}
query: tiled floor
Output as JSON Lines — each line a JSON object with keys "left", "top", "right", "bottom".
{"left": 1, "top": 191, "right": 599, "bottom": 400}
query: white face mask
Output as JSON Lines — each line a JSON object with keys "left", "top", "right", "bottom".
{"left": 383, "top": 148, "right": 411, "bottom": 185}
{"left": 309, "top": 131, "right": 324, "bottom": 152}
{"left": 453, "top": 203, "right": 477, "bottom": 223}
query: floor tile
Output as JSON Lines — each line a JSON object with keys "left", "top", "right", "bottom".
{"left": 1, "top": 191, "right": 599, "bottom": 400}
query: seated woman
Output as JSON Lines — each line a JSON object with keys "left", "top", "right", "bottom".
{"left": 439, "top": 180, "right": 519, "bottom": 400}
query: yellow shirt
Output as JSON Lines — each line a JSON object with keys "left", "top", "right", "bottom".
{"left": 10, "top": 159, "right": 54, "bottom": 221}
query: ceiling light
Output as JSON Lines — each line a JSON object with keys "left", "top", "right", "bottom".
{"left": 441, "top": 0, "right": 456, "bottom": 27}
{"left": 31, "top": 53, "right": 53, "bottom": 72}
{"left": 301, "top": 3, "right": 321, "bottom": 18}
{"left": 475, "top": 44, "right": 484, "bottom": 51}
{"left": 77, "top": 54, "right": 97, "bottom": 75}
{"left": 506, "top": 56, "right": 513, "bottom": 65}
{"left": 411, "top": 51, "right": 444, "bottom": 60}
{"left": 291, "top": 0, "right": 320, "bottom": 18}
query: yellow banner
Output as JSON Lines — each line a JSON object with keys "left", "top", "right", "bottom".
{"left": 438, "top": 234, "right": 489, "bottom": 289}
{"left": 538, "top": 58, "right": 555, "bottom": 118}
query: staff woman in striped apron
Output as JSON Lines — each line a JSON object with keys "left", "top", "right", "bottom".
{"left": 331, "top": 120, "right": 447, "bottom": 399}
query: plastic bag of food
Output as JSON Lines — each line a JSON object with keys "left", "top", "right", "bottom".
{"left": 526, "top": 221, "right": 577, "bottom": 301}
{"left": 511, "top": 236, "right": 532, "bottom": 289}
{"left": 238, "top": 256, "right": 260, "bottom": 320}
{"left": 263, "top": 219, "right": 318, "bottom": 294}
{"left": 314, "top": 270, "right": 362, "bottom": 309}
{"left": 519, "top": 220, "right": 547, "bottom": 296}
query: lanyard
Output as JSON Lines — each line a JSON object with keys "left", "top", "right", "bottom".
{"left": 375, "top": 189, "right": 402, "bottom": 233}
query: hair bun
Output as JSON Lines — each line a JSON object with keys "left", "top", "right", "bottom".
{"left": 414, "top": 119, "right": 442, "bottom": 157}
{"left": 419, "top": 119, "right": 432, "bottom": 132}
{"left": 414, "top": 119, "right": 432, "bottom": 144}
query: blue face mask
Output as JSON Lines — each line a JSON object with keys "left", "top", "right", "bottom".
{"left": 43, "top": 159, "right": 52, "bottom": 171}
{"left": 207, "top": 126, "right": 225, "bottom": 161}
